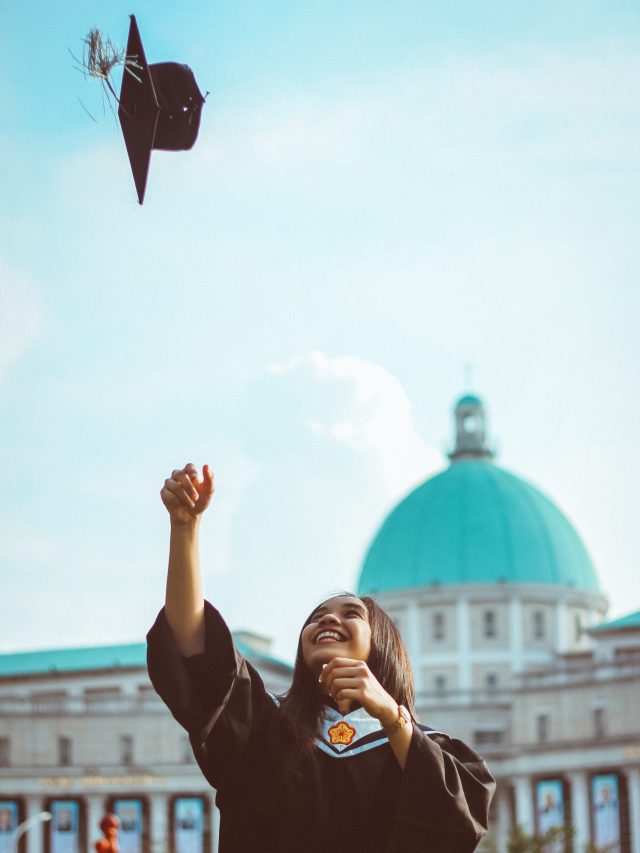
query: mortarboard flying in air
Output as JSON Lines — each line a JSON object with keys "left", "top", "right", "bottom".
{"left": 76, "top": 14, "right": 205, "bottom": 205}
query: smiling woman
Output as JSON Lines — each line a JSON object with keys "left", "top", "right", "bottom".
{"left": 284, "top": 592, "right": 419, "bottom": 771}
{"left": 147, "top": 463, "right": 495, "bottom": 853}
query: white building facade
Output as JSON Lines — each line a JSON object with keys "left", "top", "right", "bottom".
{"left": 0, "top": 634, "right": 291, "bottom": 853}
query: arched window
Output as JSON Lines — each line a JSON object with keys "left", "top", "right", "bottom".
{"left": 593, "top": 707, "right": 607, "bottom": 739}
{"left": 483, "top": 609, "right": 496, "bottom": 639}
{"left": 536, "top": 712, "right": 550, "bottom": 743}
{"left": 120, "top": 734, "right": 134, "bottom": 765}
{"left": 0, "top": 737, "right": 10, "bottom": 766}
{"left": 433, "top": 611, "right": 445, "bottom": 641}
{"left": 58, "top": 736, "right": 72, "bottom": 766}
{"left": 533, "top": 609, "right": 545, "bottom": 640}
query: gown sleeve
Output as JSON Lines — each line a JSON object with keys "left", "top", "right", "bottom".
{"left": 146, "top": 600, "right": 277, "bottom": 792}
{"left": 387, "top": 726, "right": 496, "bottom": 853}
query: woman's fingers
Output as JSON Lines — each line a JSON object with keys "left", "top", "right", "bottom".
{"left": 162, "top": 474, "right": 197, "bottom": 511}
{"left": 319, "top": 657, "right": 362, "bottom": 681}
{"left": 161, "top": 464, "right": 215, "bottom": 518}
{"left": 178, "top": 463, "right": 215, "bottom": 500}
{"left": 325, "top": 665, "right": 365, "bottom": 681}
{"left": 202, "top": 464, "right": 215, "bottom": 495}
{"left": 324, "top": 671, "right": 367, "bottom": 702}
{"left": 333, "top": 687, "right": 360, "bottom": 704}
{"left": 325, "top": 674, "right": 363, "bottom": 698}
{"left": 193, "top": 466, "right": 214, "bottom": 514}
{"left": 160, "top": 486, "right": 181, "bottom": 507}
{"left": 336, "top": 697, "right": 354, "bottom": 715}
{"left": 321, "top": 659, "right": 394, "bottom": 721}
{"left": 184, "top": 463, "right": 201, "bottom": 485}
{"left": 164, "top": 479, "right": 195, "bottom": 508}
{"left": 171, "top": 469, "right": 199, "bottom": 501}
{"left": 331, "top": 683, "right": 361, "bottom": 716}
{"left": 328, "top": 676, "right": 365, "bottom": 698}
{"left": 320, "top": 659, "right": 366, "bottom": 689}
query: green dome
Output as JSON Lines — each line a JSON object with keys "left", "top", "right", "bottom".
{"left": 358, "top": 460, "right": 600, "bottom": 594}
{"left": 456, "top": 394, "right": 484, "bottom": 407}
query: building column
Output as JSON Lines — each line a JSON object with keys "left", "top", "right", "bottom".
{"left": 23, "top": 797, "right": 45, "bottom": 853}
{"left": 85, "top": 795, "right": 106, "bottom": 852}
{"left": 494, "top": 783, "right": 511, "bottom": 853}
{"left": 513, "top": 776, "right": 534, "bottom": 835}
{"left": 456, "top": 598, "right": 472, "bottom": 692}
{"left": 509, "top": 597, "right": 524, "bottom": 674}
{"left": 406, "top": 600, "right": 421, "bottom": 691}
{"left": 149, "top": 795, "right": 169, "bottom": 853}
{"left": 626, "top": 767, "right": 640, "bottom": 853}
{"left": 569, "top": 770, "right": 590, "bottom": 851}
{"left": 555, "top": 600, "right": 567, "bottom": 654}
{"left": 210, "top": 795, "right": 220, "bottom": 853}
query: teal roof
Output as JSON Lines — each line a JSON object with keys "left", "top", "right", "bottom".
{"left": 358, "top": 460, "right": 600, "bottom": 594}
{"left": 456, "top": 394, "right": 483, "bottom": 407}
{"left": 590, "top": 610, "right": 640, "bottom": 633}
{"left": 0, "top": 643, "right": 147, "bottom": 677}
{"left": 0, "top": 637, "right": 292, "bottom": 679}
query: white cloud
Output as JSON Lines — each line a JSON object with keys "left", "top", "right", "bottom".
{"left": 201, "top": 352, "right": 444, "bottom": 657}
{"left": 267, "top": 351, "right": 442, "bottom": 498}
{"left": 0, "top": 260, "right": 45, "bottom": 377}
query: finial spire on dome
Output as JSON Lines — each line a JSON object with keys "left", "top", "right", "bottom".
{"left": 464, "top": 361, "right": 474, "bottom": 391}
{"left": 448, "top": 393, "right": 495, "bottom": 462}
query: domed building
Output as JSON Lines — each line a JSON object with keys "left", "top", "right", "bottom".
{"left": 359, "top": 394, "right": 607, "bottom": 698}
{"left": 357, "top": 395, "right": 640, "bottom": 852}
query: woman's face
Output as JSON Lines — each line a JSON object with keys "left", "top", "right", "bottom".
{"left": 300, "top": 595, "right": 372, "bottom": 675}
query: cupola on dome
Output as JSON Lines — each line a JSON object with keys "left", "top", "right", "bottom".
{"left": 357, "top": 395, "right": 600, "bottom": 595}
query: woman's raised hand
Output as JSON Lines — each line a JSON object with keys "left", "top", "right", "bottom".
{"left": 160, "top": 463, "right": 215, "bottom": 524}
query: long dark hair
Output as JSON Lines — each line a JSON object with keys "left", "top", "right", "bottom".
{"left": 279, "top": 592, "right": 417, "bottom": 753}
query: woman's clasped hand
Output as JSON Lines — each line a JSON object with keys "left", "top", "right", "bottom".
{"left": 160, "top": 463, "right": 215, "bottom": 522}
{"left": 318, "top": 658, "right": 398, "bottom": 724}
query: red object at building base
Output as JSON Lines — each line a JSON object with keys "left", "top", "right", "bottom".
{"left": 95, "top": 814, "right": 120, "bottom": 853}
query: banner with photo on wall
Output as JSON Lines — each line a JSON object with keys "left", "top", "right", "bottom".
{"left": 535, "top": 779, "right": 565, "bottom": 852}
{"left": 113, "top": 800, "right": 144, "bottom": 853}
{"left": 591, "top": 774, "right": 621, "bottom": 853}
{"left": 0, "top": 801, "right": 19, "bottom": 853}
{"left": 50, "top": 800, "right": 80, "bottom": 853}
{"left": 173, "top": 797, "right": 204, "bottom": 853}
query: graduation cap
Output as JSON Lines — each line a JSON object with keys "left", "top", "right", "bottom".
{"left": 118, "top": 15, "right": 205, "bottom": 204}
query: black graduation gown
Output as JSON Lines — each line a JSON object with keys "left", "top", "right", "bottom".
{"left": 147, "top": 602, "right": 495, "bottom": 853}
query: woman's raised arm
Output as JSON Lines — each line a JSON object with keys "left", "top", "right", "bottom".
{"left": 160, "top": 463, "right": 215, "bottom": 657}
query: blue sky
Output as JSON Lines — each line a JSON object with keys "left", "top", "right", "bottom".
{"left": 1, "top": 0, "right": 639, "bottom": 661}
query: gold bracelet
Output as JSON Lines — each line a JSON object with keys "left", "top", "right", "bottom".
{"left": 383, "top": 704, "right": 411, "bottom": 735}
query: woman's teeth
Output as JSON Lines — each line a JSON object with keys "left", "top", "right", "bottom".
{"left": 317, "top": 631, "right": 344, "bottom": 643}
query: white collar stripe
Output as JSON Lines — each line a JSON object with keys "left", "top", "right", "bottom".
{"left": 316, "top": 737, "right": 389, "bottom": 759}
{"left": 271, "top": 698, "right": 449, "bottom": 759}
{"left": 314, "top": 709, "right": 448, "bottom": 759}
